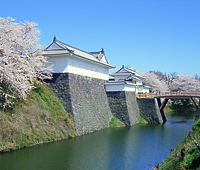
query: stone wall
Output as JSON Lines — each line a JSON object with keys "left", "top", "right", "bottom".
{"left": 45, "top": 73, "right": 164, "bottom": 136}
{"left": 46, "top": 73, "right": 112, "bottom": 136}
{"left": 106, "top": 91, "right": 140, "bottom": 126}
{"left": 137, "top": 98, "right": 163, "bottom": 124}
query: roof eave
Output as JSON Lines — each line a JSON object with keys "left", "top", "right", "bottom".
{"left": 72, "top": 53, "right": 116, "bottom": 69}
{"left": 104, "top": 82, "right": 137, "bottom": 86}
{"left": 42, "top": 50, "right": 71, "bottom": 56}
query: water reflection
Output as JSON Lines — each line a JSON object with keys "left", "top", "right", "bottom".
{"left": 0, "top": 112, "right": 196, "bottom": 170}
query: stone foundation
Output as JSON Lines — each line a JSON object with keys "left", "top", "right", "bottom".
{"left": 45, "top": 73, "right": 165, "bottom": 136}
{"left": 106, "top": 91, "right": 140, "bottom": 126}
{"left": 46, "top": 73, "right": 112, "bottom": 136}
{"left": 137, "top": 98, "right": 163, "bottom": 124}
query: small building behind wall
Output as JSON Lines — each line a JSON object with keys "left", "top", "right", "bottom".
{"left": 105, "top": 65, "right": 150, "bottom": 93}
{"left": 105, "top": 65, "right": 145, "bottom": 126}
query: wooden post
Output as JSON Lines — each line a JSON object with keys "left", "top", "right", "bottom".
{"left": 190, "top": 97, "right": 198, "bottom": 110}
{"left": 157, "top": 98, "right": 167, "bottom": 123}
{"left": 159, "top": 98, "right": 169, "bottom": 111}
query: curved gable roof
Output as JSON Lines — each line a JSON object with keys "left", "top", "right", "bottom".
{"left": 43, "top": 37, "right": 115, "bottom": 69}
{"left": 110, "top": 65, "right": 144, "bottom": 79}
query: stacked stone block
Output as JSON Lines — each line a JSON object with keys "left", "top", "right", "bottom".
{"left": 46, "top": 73, "right": 112, "bottom": 136}
{"left": 137, "top": 98, "right": 163, "bottom": 124}
{"left": 106, "top": 91, "right": 140, "bottom": 126}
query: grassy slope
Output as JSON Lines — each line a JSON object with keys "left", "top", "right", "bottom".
{"left": 109, "top": 117, "right": 126, "bottom": 127}
{"left": 0, "top": 82, "right": 76, "bottom": 152}
{"left": 109, "top": 116, "right": 147, "bottom": 127}
{"left": 156, "top": 118, "right": 200, "bottom": 170}
{"left": 139, "top": 116, "right": 148, "bottom": 124}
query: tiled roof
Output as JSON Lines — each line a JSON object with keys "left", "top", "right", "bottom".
{"left": 43, "top": 37, "right": 115, "bottom": 69}
{"left": 110, "top": 65, "right": 144, "bottom": 79}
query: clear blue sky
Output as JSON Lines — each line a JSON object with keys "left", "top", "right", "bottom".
{"left": 1, "top": 0, "right": 200, "bottom": 76}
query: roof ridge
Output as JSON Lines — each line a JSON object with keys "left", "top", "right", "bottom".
{"left": 55, "top": 41, "right": 74, "bottom": 53}
{"left": 124, "top": 67, "right": 136, "bottom": 72}
{"left": 56, "top": 39, "right": 97, "bottom": 58}
{"left": 55, "top": 39, "right": 111, "bottom": 64}
{"left": 116, "top": 66, "right": 131, "bottom": 73}
{"left": 89, "top": 51, "right": 102, "bottom": 54}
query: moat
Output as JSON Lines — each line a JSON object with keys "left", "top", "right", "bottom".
{"left": 0, "top": 112, "right": 195, "bottom": 170}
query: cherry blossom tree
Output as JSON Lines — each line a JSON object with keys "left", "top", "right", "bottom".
{"left": 142, "top": 71, "right": 200, "bottom": 93}
{"left": 142, "top": 72, "right": 169, "bottom": 93}
{"left": 170, "top": 75, "right": 200, "bottom": 92}
{"left": 0, "top": 17, "right": 52, "bottom": 107}
{"left": 168, "top": 75, "right": 200, "bottom": 107}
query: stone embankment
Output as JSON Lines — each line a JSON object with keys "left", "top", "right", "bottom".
{"left": 46, "top": 73, "right": 165, "bottom": 136}
{"left": 137, "top": 98, "right": 163, "bottom": 124}
{"left": 106, "top": 91, "right": 140, "bottom": 126}
{"left": 46, "top": 73, "right": 112, "bottom": 136}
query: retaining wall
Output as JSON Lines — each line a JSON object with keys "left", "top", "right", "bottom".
{"left": 106, "top": 91, "right": 140, "bottom": 126}
{"left": 46, "top": 73, "right": 112, "bottom": 136}
{"left": 137, "top": 98, "right": 163, "bottom": 124}
{"left": 45, "top": 73, "right": 164, "bottom": 136}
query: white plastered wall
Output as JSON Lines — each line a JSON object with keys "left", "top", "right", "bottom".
{"left": 105, "top": 84, "right": 150, "bottom": 93}
{"left": 142, "top": 87, "right": 150, "bottom": 93}
{"left": 105, "top": 84, "right": 136, "bottom": 92}
{"left": 136, "top": 81, "right": 143, "bottom": 85}
{"left": 47, "top": 54, "right": 109, "bottom": 80}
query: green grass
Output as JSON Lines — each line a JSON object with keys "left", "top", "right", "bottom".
{"left": 109, "top": 117, "right": 125, "bottom": 127}
{"left": 193, "top": 118, "right": 200, "bottom": 132}
{"left": 164, "top": 99, "right": 197, "bottom": 113}
{"left": 164, "top": 106, "right": 174, "bottom": 113}
{"left": 0, "top": 81, "right": 77, "bottom": 153}
{"left": 139, "top": 117, "right": 148, "bottom": 124}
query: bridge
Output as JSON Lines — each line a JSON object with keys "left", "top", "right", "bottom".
{"left": 136, "top": 92, "right": 200, "bottom": 122}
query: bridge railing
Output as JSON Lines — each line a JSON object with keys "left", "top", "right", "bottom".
{"left": 155, "top": 91, "right": 200, "bottom": 96}
{"left": 136, "top": 93, "right": 155, "bottom": 98}
{"left": 136, "top": 92, "right": 200, "bottom": 98}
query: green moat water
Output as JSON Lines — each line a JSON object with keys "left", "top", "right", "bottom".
{"left": 0, "top": 112, "right": 196, "bottom": 170}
